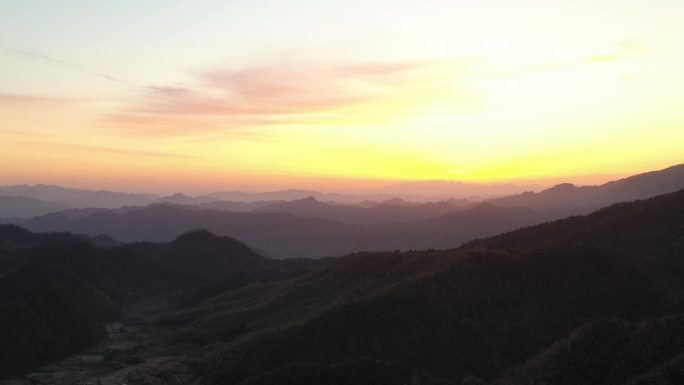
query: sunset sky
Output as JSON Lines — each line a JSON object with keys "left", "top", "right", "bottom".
{"left": 1, "top": 0, "right": 683, "bottom": 192}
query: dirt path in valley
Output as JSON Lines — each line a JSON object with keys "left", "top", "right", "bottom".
{"left": 0, "top": 298, "right": 188, "bottom": 385}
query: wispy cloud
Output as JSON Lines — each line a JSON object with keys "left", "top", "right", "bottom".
{"left": 498, "top": 39, "right": 647, "bottom": 77}
{"left": 0, "top": 93, "right": 70, "bottom": 105}
{"left": 0, "top": 129, "right": 52, "bottom": 138}
{"left": 10, "top": 140, "right": 193, "bottom": 159}
{"left": 109, "top": 59, "right": 474, "bottom": 136}
{"left": 10, "top": 49, "right": 136, "bottom": 87}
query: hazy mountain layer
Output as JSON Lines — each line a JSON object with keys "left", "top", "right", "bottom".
{"left": 128, "top": 188, "right": 684, "bottom": 385}
{"left": 489, "top": 163, "right": 684, "bottom": 212}
{"left": 21, "top": 202, "right": 554, "bottom": 258}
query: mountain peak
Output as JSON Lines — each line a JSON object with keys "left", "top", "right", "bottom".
{"left": 381, "top": 197, "right": 414, "bottom": 206}
{"left": 546, "top": 183, "right": 577, "bottom": 192}
{"left": 171, "top": 229, "right": 219, "bottom": 244}
{"left": 298, "top": 196, "right": 320, "bottom": 203}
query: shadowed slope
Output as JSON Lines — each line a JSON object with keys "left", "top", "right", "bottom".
{"left": 150, "top": 189, "right": 684, "bottom": 385}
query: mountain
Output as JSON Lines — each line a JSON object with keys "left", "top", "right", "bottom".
{"left": 361, "top": 180, "right": 541, "bottom": 200}
{"left": 490, "top": 163, "right": 684, "bottom": 212}
{"left": 21, "top": 202, "right": 552, "bottom": 258}
{"left": 0, "top": 223, "right": 117, "bottom": 249}
{"left": 0, "top": 225, "right": 320, "bottom": 378}
{"left": 199, "top": 199, "right": 285, "bottom": 212}
{"left": 0, "top": 217, "right": 25, "bottom": 225}
{"left": 494, "top": 317, "right": 684, "bottom": 385}
{"left": 138, "top": 188, "right": 684, "bottom": 385}
{"left": 4, "top": 187, "right": 684, "bottom": 383}
{"left": 0, "top": 225, "right": 172, "bottom": 376}
{"left": 352, "top": 200, "right": 382, "bottom": 208}
{"left": 252, "top": 196, "right": 468, "bottom": 225}
{"left": 22, "top": 204, "right": 359, "bottom": 258}
{"left": 153, "top": 230, "right": 268, "bottom": 277}
{"left": 0, "top": 184, "right": 157, "bottom": 209}
{"left": 0, "top": 196, "right": 68, "bottom": 218}
{"left": 208, "top": 189, "right": 366, "bottom": 203}
{"left": 380, "top": 197, "right": 418, "bottom": 206}
{"left": 465, "top": 185, "right": 684, "bottom": 252}
{"left": 76, "top": 189, "right": 157, "bottom": 208}
{"left": 156, "top": 193, "right": 218, "bottom": 205}
{"left": 209, "top": 181, "right": 539, "bottom": 205}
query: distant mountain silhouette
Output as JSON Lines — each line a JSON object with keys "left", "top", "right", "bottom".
{"left": 252, "top": 196, "right": 468, "bottom": 225}
{"left": 380, "top": 197, "right": 418, "bottom": 206}
{"left": 199, "top": 199, "right": 285, "bottom": 212}
{"left": 352, "top": 200, "right": 382, "bottom": 208}
{"left": 0, "top": 184, "right": 157, "bottom": 209}
{"left": 0, "top": 196, "right": 68, "bottom": 218}
{"left": 208, "top": 189, "right": 366, "bottom": 203}
{"left": 210, "top": 181, "right": 538, "bottom": 203}
{"left": 366, "top": 179, "right": 540, "bottom": 200}
{"left": 21, "top": 202, "right": 552, "bottom": 258}
{"left": 489, "top": 163, "right": 684, "bottom": 212}
{"left": 0, "top": 217, "right": 25, "bottom": 225}
{"left": 155, "top": 193, "right": 218, "bottom": 205}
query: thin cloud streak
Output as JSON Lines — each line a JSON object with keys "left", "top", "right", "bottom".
{"left": 0, "top": 129, "right": 53, "bottom": 138}
{"left": 10, "top": 140, "right": 194, "bottom": 159}
{"left": 11, "top": 49, "right": 137, "bottom": 87}
{"left": 495, "top": 39, "right": 646, "bottom": 77}
{"left": 0, "top": 93, "right": 70, "bottom": 105}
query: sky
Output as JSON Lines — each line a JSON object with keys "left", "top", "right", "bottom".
{"left": 1, "top": 0, "right": 683, "bottom": 192}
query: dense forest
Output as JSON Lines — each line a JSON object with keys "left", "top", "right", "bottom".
{"left": 1, "top": 189, "right": 684, "bottom": 384}
{"left": 0, "top": 225, "right": 322, "bottom": 378}
{"left": 153, "top": 189, "right": 684, "bottom": 384}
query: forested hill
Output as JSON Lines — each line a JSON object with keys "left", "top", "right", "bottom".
{"left": 141, "top": 189, "right": 684, "bottom": 385}
{"left": 0, "top": 225, "right": 321, "bottom": 377}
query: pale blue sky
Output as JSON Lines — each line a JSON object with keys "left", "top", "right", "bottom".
{"left": 4, "top": 0, "right": 680, "bottom": 96}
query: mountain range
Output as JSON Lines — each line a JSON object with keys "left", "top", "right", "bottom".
{"left": 17, "top": 202, "right": 553, "bottom": 258}
{"left": 8, "top": 163, "right": 682, "bottom": 258}
{"left": 488, "top": 163, "right": 684, "bottom": 212}
{"left": 0, "top": 184, "right": 157, "bottom": 210}
{"left": 3, "top": 185, "right": 684, "bottom": 384}
{"left": 1, "top": 164, "right": 682, "bottom": 223}
{"left": 251, "top": 196, "right": 471, "bottom": 224}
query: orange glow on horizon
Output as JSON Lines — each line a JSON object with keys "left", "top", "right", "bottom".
{"left": 1, "top": 1, "right": 683, "bottom": 192}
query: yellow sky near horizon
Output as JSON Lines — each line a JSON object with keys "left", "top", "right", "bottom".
{"left": 1, "top": 0, "right": 683, "bottom": 192}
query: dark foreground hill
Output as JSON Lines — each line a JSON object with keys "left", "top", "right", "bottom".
{"left": 0, "top": 225, "right": 321, "bottom": 378}
{"left": 120, "top": 189, "right": 684, "bottom": 385}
